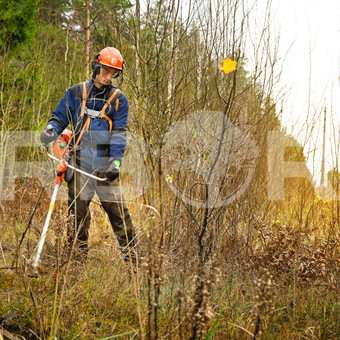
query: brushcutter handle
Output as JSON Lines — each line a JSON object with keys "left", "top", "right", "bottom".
{"left": 46, "top": 152, "right": 107, "bottom": 182}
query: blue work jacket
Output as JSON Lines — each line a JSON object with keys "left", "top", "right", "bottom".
{"left": 47, "top": 79, "right": 129, "bottom": 172}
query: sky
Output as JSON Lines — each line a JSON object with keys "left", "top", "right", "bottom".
{"left": 139, "top": 0, "right": 340, "bottom": 183}
{"left": 267, "top": 0, "right": 340, "bottom": 183}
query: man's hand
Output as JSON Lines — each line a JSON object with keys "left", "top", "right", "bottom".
{"left": 40, "top": 125, "right": 57, "bottom": 147}
{"left": 105, "top": 160, "right": 120, "bottom": 182}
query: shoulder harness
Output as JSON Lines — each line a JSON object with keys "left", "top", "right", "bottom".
{"left": 74, "top": 81, "right": 121, "bottom": 148}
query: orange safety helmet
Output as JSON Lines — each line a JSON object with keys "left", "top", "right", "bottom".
{"left": 92, "top": 47, "right": 124, "bottom": 79}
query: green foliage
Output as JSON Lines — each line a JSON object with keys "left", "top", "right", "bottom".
{"left": 36, "top": 0, "right": 69, "bottom": 25}
{"left": 94, "top": 0, "right": 133, "bottom": 11}
{"left": 0, "top": 0, "right": 38, "bottom": 48}
{"left": 204, "top": 309, "right": 224, "bottom": 340}
{"left": 99, "top": 329, "right": 139, "bottom": 339}
{"left": 0, "top": 20, "right": 86, "bottom": 131}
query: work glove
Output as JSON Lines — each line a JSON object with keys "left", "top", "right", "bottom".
{"left": 40, "top": 124, "right": 57, "bottom": 147}
{"left": 105, "top": 160, "right": 120, "bottom": 182}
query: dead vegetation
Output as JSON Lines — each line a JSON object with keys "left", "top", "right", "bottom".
{"left": 0, "top": 177, "right": 338, "bottom": 339}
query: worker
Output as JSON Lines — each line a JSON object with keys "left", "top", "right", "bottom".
{"left": 40, "top": 47, "right": 135, "bottom": 264}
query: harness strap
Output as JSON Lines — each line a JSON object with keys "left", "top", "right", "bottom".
{"left": 80, "top": 82, "right": 87, "bottom": 119}
{"left": 74, "top": 117, "right": 90, "bottom": 148}
{"left": 75, "top": 83, "right": 121, "bottom": 147}
{"left": 99, "top": 88, "right": 120, "bottom": 132}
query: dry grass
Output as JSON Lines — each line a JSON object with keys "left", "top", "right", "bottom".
{"left": 0, "top": 178, "right": 339, "bottom": 339}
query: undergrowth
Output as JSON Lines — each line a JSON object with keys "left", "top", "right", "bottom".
{"left": 0, "top": 178, "right": 339, "bottom": 339}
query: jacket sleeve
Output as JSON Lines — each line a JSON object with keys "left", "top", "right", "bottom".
{"left": 47, "top": 88, "right": 77, "bottom": 135}
{"left": 109, "top": 94, "right": 129, "bottom": 163}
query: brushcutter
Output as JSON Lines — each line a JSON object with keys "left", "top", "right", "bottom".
{"left": 31, "top": 129, "right": 106, "bottom": 268}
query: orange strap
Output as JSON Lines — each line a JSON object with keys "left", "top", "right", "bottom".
{"left": 75, "top": 84, "right": 120, "bottom": 147}
{"left": 99, "top": 88, "right": 120, "bottom": 132}
{"left": 80, "top": 82, "right": 87, "bottom": 119}
{"left": 102, "top": 115, "right": 113, "bottom": 131}
{"left": 74, "top": 117, "right": 90, "bottom": 148}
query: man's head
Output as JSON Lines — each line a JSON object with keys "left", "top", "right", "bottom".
{"left": 92, "top": 47, "right": 124, "bottom": 86}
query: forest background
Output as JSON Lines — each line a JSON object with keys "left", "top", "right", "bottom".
{"left": 0, "top": 0, "right": 338, "bottom": 339}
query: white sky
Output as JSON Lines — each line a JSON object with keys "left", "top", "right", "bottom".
{"left": 269, "top": 0, "right": 340, "bottom": 182}
{"left": 139, "top": 0, "right": 340, "bottom": 182}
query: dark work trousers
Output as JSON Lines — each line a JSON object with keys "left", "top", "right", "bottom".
{"left": 67, "top": 170, "right": 135, "bottom": 262}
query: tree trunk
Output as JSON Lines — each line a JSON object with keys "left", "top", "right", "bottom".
{"left": 85, "top": 0, "right": 90, "bottom": 78}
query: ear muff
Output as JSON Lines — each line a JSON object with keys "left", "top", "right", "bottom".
{"left": 92, "top": 53, "right": 101, "bottom": 79}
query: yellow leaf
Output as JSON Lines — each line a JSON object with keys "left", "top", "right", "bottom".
{"left": 166, "top": 174, "right": 174, "bottom": 183}
{"left": 219, "top": 57, "right": 237, "bottom": 74}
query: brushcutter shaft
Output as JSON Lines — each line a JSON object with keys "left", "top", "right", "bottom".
{"left": 31, "top": 146, "right": 107, "bottom": 268}
{"left": 32, "top": 184, "right": 59, "bottom": 268}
